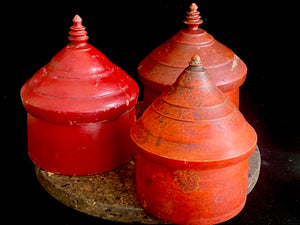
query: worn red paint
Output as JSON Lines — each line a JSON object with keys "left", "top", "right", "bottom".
{"left": 138, "top": 3, "right": 247, "bottom": 107}
{"left": 21, "top": 15, "right": 139, "bottom": 175}
{"left": 131, "top": 55, "right": 257, "bottom": 224}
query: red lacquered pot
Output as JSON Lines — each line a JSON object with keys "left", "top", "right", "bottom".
{"left": 138, "top": 3, "right": 247, "bottom": 107}
{"left": 20, "top": 15, "right": 139, "bottom": 175}
{"left": 131, "top": 55, "right": 257, "bottom": 225}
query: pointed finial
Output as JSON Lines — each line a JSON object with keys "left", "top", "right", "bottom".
{"left": 72, "top": 14, "right": 82, "bottom": 26}
{"left": 184, "top": 3, "right": 203, "bottom": 30}
{"left": 190, "top": 3, "right": 198, "bottom": 11}
{"left": 189, "top": 55, "right": 203, "bottom": 66}
{"left": 68, "top": 15, "right": 89, "bottom": 46}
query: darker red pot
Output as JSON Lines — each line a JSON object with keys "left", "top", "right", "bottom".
{"left": 138, "top": 3, "right": 247, "bottom": 107}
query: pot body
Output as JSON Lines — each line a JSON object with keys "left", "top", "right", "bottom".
{"left": 27, "top": 109, "right": 136, "bottom": 175}
{"left": 131, "top": 55, "right": 256, "bottom": 224}
{"left": 136, "top": 153, "right": 248, "bottom": 225}
{"left": 20, "top": 15, "right": 139, "bottom": 175}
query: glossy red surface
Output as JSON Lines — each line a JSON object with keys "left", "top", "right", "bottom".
{"left": 5, "top": 2, "right": 298, "bottom": 224}
{"left": 20, "top": 15, "right": 139, "bottom": 175}
{"left": 138, "top": 3, "right": 247, "bottom": 107}
{"left": 131, "top": 55, "right": 257, "bottom": 224}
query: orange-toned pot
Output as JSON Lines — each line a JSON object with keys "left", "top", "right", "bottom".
{"left": 131, "top": 55, "right": 257, "bottom": 225}
{"left": 138, "top": 3, "right": 247, "bottom": 107}
{"left": 21, "top": 15, "right": 139, "bottom": 175}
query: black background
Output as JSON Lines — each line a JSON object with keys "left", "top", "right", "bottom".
{"left": 2, "top": 0, "right": 299, "bottom": 224}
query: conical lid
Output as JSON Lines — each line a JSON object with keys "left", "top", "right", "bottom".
{"left": 21, "top": 15, "right": 139, "bottom": 124}
{"left": 131, "top": 55, "right": 256, "bottom": 169}
{"left": 138, "top": 3, "right": 247, "bottom": 95}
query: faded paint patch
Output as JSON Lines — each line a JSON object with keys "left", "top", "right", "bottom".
{"left": 231, "top": 55, "right": 239, "bottom": 71}
{"left": 174, "top": 170, "right": 200, "bottom": 193}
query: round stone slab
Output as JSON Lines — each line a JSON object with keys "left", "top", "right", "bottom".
{"left": 35, "top": 157, "right": 167, "bottom": 224}
{"left": 35, "top": 147, "right": 260, "bottom": 224}
{"left": 34, "top": 102, "right": 261, "bottom": 224}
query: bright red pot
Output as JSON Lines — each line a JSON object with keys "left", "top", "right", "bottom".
{"left": 138, "top": 3, "right": 247, "bottom": 107}
{"left": 131, "top": 55, "right": 257, "bottom": 225}
{"left": 21, "top": 15, "right": 139, "bottom": 175}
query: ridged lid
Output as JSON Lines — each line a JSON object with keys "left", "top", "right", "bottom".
{"left": 21, "top": 15, "right": 139, "bottom": 124}
{"left": 138, "top": 3, "right": 247, "bottom": 93}
{"left": 131, "top": 55, "right": 256, "bottom": 169}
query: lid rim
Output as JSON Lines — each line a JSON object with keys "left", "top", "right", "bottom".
{"left": 21, "top": 81, "right": 138, "bottom": 124}
{"left": 134, "top": 140, "right": 257, "bottom": 169}
{"left": 139, "top": 56, "right": 247, "bottom": 91}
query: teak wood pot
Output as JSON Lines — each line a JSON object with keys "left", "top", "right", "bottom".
{"left": 20, "top": 15, "right": 139, "bottom": 175}
{"left": 131, "top": 55, "right": 257, "bottom": 225}
{"left": 138, "top": 3, "right": 247, "bottom": 108}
